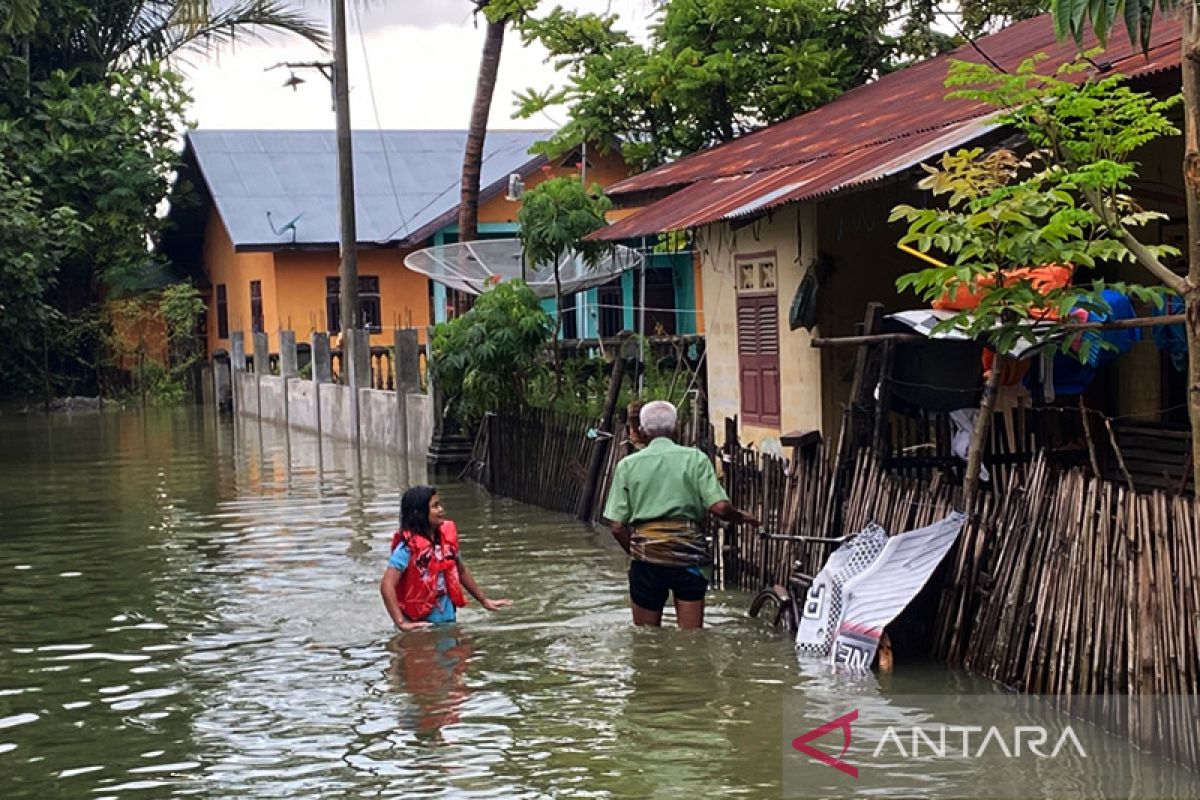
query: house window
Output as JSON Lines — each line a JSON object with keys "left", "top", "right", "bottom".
{"left": 598, "top": 280, "right": 623, "bottom": 338}
{"left": 326, "top": 275, "right": 382, "bottom": 333}
{"left": 561, "top": 291, "right": 578, "bottom": 340}
{"left": 216, "top": 284, "right": 229, "bottom": 339}
{"left": 736, "top": 253, "right": 780, "bottom": 426}
{"left": 249, "top": 280, "right": 263, "bottom": 333}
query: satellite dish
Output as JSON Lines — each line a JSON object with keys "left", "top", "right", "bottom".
{"left": 403, "top": 238, "right": 643, "bottom": 299}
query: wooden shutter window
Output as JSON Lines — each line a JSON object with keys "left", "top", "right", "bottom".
{"left": 737, "top": 292, "right": 781, "bottom": 426}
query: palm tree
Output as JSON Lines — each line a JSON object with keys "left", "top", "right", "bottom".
{"left": 4, "top": 1, "right": 326, "bottom": 83}
{"left": 459, "top": 1, "right": 508, "bottom": 246}
{"left": 1050, "top": 1, "right": 1200, "bottom": 476}
{"left": 458, "top": 1, "right": 537, "bottom": 244}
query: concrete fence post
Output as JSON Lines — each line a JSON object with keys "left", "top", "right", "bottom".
{"left": 230, "top": 331, "right": 246, "bottom": 415}
{"left": 279, "top": 330, "right": 298, "bottom": 378}
{"left": 343, "top": 328, "right": 368, "bottom": 451}
{"left": 312, "top": 332, "right": 331, "bottom": 445}
{"left": 230, "top": 331, "right": 246, "bottom": 372}
{"left": 395, "top": 328, "right": 420, "bottom": 460}
{"left": 346, "top": 328, "right": 370, "bottom": 389}
{"left": 278, "top": 330, "right": 297, "bottom": 429}
{"left": 426, "top": 325, "right": 443, "bottom": 433}
{"left": 213, "top": 358, "right": 232, "bottom": 413}
{"left": 312, "top": 333, "right": 333, "bottom": 384}
{"left": 251, "top": 331, "right": 269, "bottom": 420}
{"left": 252, "top": 332, "right": 270, "bottom": 375}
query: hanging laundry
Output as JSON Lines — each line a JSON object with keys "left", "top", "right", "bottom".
{"left": 1053, "top": 289, "right": 1141, "bottom": 396}
{"left": 949, "top": 409, "right": 990, "bottom": 483}
{"left": 1152, "top": 295, "right": 1187, "bottom": 373}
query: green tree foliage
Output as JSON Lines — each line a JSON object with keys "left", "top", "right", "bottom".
{"left": 0, "top": 62, "right": 191, "bottom": 396}
{"left": 0, "top": 1, "right": 325, "bottom": 88}
{"left": 0, "top": 0, "right": 323, "bottom": 398}
{"left": 517, "top": 176, "right": 612, "bottom": 340}
{"left": 1050, "top": 0, "right": 1170, "bottom": 52}
{"left": 431, "top": 280, "right": 553, "bottom": 424}
{"left": 517, "top": 0, "right": 1049, "bottom": 169}
{"left": 0, "top": 163, "right": 81, "bottom": 377}
{"left": 12, "top": 64, "right": 192, "bottom": 302}
{"left": 890, "top": 57, "right": 1178, "bottom": 355}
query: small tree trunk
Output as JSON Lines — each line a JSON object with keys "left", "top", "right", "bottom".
{"left": 552, "top": 257, "right": 563, "bottom": 400}
{"left": 963, "top": 358, "right": 1003, "bottom": 512}
{"left": 459, "top": 14, "right": 506, "bottom": 244}
{"left": 1182, "top": 7, "right": 1200, "bottom": 484}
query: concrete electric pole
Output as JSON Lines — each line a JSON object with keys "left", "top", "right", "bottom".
{"left": 331, "top": 0, "right": 359, "bottom": 341}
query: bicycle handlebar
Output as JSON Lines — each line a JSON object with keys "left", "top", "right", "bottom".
{"left": 756, "top": 529, "right": 854, "bottom": 544}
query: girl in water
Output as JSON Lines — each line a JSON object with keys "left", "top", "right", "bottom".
{"left": 380, "top": 485, "right": 511, "bottom": 630}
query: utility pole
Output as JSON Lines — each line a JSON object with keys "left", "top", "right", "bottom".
{"left": 332, "top": 0, "right": 359, "bottom": 340}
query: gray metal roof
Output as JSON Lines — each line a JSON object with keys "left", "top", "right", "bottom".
{"left": 186, "top": 129, "right": 553, "bottom": 250}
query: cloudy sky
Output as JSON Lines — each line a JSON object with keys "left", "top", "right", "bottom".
{"left": 184, "top": 1, "right": 658, "bottom": 131}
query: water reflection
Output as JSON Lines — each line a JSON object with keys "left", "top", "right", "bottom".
{"left": 1, "top": 409, "right": 1197, "bottom": 799}
{"left": 386, "top": 629, "right": 473, "bottom": 738}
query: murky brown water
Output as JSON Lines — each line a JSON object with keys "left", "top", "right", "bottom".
{"left": 1, "top": 409, "right": 1197, "bottom": 799}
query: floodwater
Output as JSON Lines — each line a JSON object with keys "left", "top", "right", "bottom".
{"left": 0, "top": 408, "right": 1197, "bottom": 799}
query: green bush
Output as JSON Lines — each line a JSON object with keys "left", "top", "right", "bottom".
{"left": 431, "top": 280, "right": 553, "bottom": 424}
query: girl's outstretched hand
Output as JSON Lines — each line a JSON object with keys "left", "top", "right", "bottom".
{"left": 481, "top": 598, "right": 512, "bottom": 612}
{"left": 398, "top": 620, "right": 432, "bottom": 631}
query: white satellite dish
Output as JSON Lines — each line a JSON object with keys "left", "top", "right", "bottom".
{"left": 403, "top": 238, "right": 643, "bottom": 299}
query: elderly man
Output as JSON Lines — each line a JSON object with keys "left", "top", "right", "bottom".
{"left": 603, "top": 400, "right": 757, "bottom": 629}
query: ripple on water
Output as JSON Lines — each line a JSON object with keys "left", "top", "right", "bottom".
{"left": 5, "top": 410, "right": 1197, "bottom": 800}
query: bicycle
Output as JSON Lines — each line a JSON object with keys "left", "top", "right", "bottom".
{"left": 746, "top": 530, "right": 853, "bottom": 636}
{"left": 747, "top": 529, "right": 897, "bottom": 671}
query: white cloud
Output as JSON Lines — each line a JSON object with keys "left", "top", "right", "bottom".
{"left": 183, "top": 1, "right": 656, "bottom": 131}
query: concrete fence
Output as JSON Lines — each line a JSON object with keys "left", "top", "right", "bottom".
{"left": 210, "top": 328, "right": 436, "bottom": 461}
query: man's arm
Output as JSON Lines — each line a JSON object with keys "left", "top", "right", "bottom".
{"left": 694, "top": 451, "right": 759, "bottom": 526}
{"left": 608, "top": 521, "right": 633, "bottom": 554}
{"left": 709, "top": 499, "right": 759, "bottom": 527}
{"left": 602, "top": 460, "right": 633, "bottom": 552}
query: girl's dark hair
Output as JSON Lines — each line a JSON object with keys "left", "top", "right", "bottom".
{"left": 401, "top": 485, "right": 439, "bottom": 540}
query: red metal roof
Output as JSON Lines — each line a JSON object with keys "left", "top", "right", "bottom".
{"left": 590, "top": 13, "right": 1182, "bottom": 241}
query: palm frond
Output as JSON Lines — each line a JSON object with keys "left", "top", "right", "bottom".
{"left": 1, "top": 0, "right": 42, "bottom": 36}
{"left": 117, "top": 0, "right": 328, "bottom": 67}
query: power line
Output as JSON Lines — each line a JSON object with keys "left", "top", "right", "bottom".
{"left": 350, "top": 1, "right": 411, "bottom": 241}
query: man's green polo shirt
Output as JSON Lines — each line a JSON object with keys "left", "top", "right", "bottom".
{"left": 603, "top": 437, "right": 728, "bottom": 566}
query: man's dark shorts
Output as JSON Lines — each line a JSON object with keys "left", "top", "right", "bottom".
{"left": 628, "top": 559, "right": 708, "bottom": 611}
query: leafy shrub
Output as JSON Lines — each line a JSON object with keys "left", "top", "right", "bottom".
{"left": 431, "top": 280, "right": 553, "bottom": 424}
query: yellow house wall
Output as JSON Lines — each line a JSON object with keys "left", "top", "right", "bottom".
{"left": 698, "top": 204, "right": 821, "bottom": 451}
{"left": 477, "top": 150, "right": 630, "bottom": 225}
{"left": 204, "top": 215, "right": 277, "bottom": 355}
{"left": 272, "top": 248, "right": 431, "bottom": 345}
{"left": 202, "top": 148, "right": 630, "bottom": 355}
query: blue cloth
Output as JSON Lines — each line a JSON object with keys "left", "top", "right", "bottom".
{"left": 1153, "top": 295, "right": 1188, "bottom": 372}
{"left": 388, "top": 544, "right": 457, "bottom": 624}
{"left": 1053, "top": 289, "right": 1141, "bottom": 396}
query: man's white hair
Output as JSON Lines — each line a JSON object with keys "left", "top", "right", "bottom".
{"left": 639, "top": 400, "right": 678, "bottom": 438}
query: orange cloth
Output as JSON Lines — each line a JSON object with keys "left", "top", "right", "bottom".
{"left": 934, "top": 264, "right": 1075, "bottom": 319}
{"left": 981, "top": 348, "right": 1032, "bottom": 386}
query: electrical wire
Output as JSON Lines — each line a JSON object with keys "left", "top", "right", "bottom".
{"left": 350, "top": 2, "right": 411, "bottom": 241}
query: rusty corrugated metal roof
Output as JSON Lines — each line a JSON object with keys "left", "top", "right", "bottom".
{"left": 590, "top": 13, "right": 1182, "bottom": 241}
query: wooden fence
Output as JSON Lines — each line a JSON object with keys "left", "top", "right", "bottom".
{"left": 477, "top": 408, "right": 600, "bottom": 515}
{"left": 720, "top": 438, "right": 1200, "bottom": 771}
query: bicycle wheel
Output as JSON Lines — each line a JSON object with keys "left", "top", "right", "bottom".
{"left": 748, "top": 588, "right": 783, "bottom": 622}
{"left": 777, "top": 601, "right": 798, "bottom": 637}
